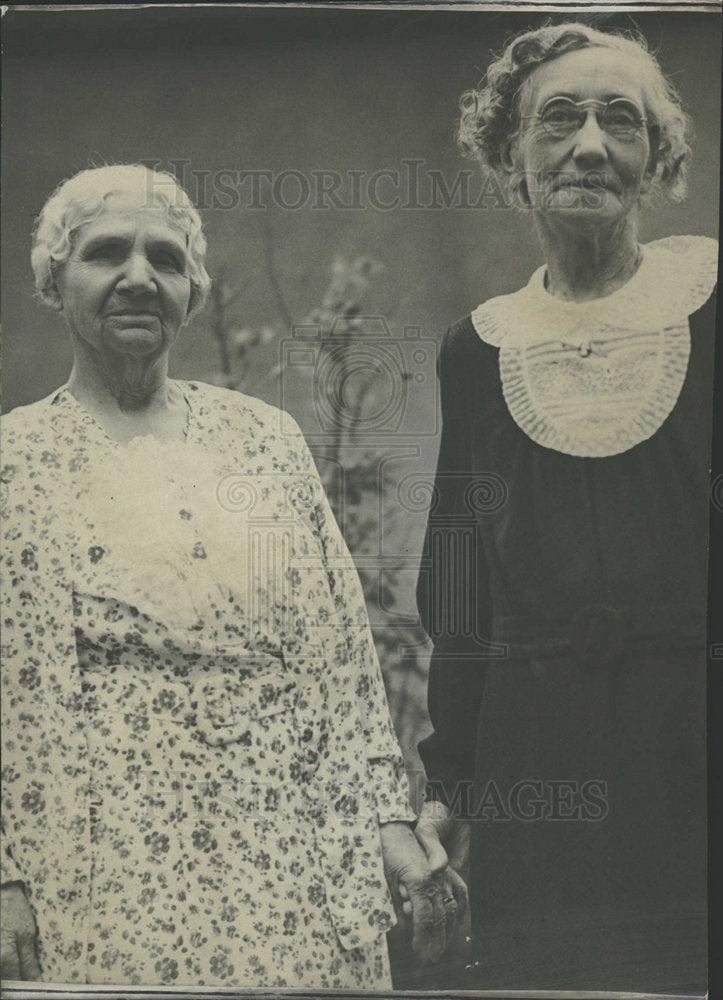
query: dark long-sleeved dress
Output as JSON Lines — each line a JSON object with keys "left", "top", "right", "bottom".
{"left": 417, "top": 236, "right": 717, "bottom": 994}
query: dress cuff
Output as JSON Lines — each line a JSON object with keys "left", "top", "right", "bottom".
{"left": 1, "top": 838, "right": 26, "bottom": 889}
{"left": 367, "top": 758, "right": 417, "bottom": 825}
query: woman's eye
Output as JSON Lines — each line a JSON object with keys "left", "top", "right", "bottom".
{"left": 543, "top": 108, "right": 576, "bottom": 126}
{"left": 605, "top": 103, "right": 643, "bottom": 132}
{"left": 153, "top": 253, "right": 186, "bottom": 272}
{"left": 608, "top": 110, "right": 636, "bottom": 127}
{"left": 86, "top": 245, "right": 125, "bottom": 263}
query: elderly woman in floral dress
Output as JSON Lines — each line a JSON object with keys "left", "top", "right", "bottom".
{"left": 414, "top": 23, "right": 717, "bottom": 994}
{"left": 0, "top": 164, "right": 465, "bottom": 987}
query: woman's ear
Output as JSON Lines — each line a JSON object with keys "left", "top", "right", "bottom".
{"left": 640, "top": 128, "right": 660, "bottom": 195}
{"left": 185, "top": 286, "right": 199, "bottom": 321}
{"left": 48, "top": 262, "right": 64, "bottom": 311}
{"left": 48, "top": 286, "right": 64, "bottom": 313}
{"left": 499, "top": 138, "right": 530, "bottom": 208}
{"left": 499, "top": 138, "right": 517, "bottom": 175}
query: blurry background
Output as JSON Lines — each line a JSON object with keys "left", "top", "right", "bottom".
{"left": 2, "top": 9, "right": 720, "bottom": 960}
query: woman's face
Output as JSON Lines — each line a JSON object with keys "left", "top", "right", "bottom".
{"left": 509, "top": 47, "right": 656, "bottom": 225}
{"left": 55, "top": 196, "right": 193, "bottom": 360}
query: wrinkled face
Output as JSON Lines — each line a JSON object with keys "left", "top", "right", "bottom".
{"left": 55, "top": 195, "right": 192, "bottom": 360}
{"left": 509, "top": 47, "right": 657, "bottom": 224}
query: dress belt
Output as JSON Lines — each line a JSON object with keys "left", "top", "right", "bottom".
{"left": 491, "top": 603, "right": 707, "bottom": 667}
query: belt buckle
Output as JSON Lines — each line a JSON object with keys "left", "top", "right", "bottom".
{"left": 569, "top": 603, "right": 628, "bottom": 668}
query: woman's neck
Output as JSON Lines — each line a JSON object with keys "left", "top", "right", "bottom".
{"left": 534, "top": 214, "right": 642, "bottom": 302}
{"left": 67, "top": 341, "right": 187, "bottom": 443}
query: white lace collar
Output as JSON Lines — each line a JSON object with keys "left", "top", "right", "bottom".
{"left": 471, "top": 235, "right": 718, "bottom": 457}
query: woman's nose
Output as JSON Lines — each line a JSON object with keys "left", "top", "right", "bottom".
{"left": 116, "top": 254, "right": 156, "bottom": 293}
{"left": 572, "top": 112, "right": 609, "bottom": 162}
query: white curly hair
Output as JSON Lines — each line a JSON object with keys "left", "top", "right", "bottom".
{"left": 457, "top": 22, "right": 692, "bottom": 204}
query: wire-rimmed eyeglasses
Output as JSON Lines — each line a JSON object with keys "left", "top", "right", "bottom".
{"left": 522, "top": 97, "right": 649, "bottom": 141}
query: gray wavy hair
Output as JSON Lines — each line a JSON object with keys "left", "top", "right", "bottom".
{"left": 457, "top": 23, "right": 692, "bottom": 203}
{"left": 31, "top": 164, "right": 211, "bottom": 317}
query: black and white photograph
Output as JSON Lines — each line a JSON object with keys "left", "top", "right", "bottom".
{"left": 1, "top": 2, "right": 721, "bottom": 997}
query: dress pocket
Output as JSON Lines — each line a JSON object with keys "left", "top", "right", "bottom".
{"left": 192, "top": 668, "right": 298, "bottom": 748}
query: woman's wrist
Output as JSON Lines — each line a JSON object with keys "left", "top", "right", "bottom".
{"left": 418, "top": 799, "right": 452, "bottom": 822}
{"left": 379, "top": 819, "right": 416, "bottom": 832}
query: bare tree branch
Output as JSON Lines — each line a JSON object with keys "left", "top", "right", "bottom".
{"left": 209, "top": 280, "right": 232, "bottom": 376}
{"left": 256, "top": 211, "right": 294, "bottom": 333}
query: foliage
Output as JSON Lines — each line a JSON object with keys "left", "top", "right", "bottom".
{"left": 208, "top": 254, "right": 430, "bottom": 758}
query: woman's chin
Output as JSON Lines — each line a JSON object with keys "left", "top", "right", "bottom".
{"left": 536, "top": 191, "right": 627, "bottom": 227}
{"left": 102, "top": 326, "right": 166, "bottom": 357}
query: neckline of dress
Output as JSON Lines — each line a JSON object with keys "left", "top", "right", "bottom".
{"left": 55, "top": 380, "right": 195, "bottom": 450}
{"left": 467, "top": 234, "right": 719, "bottom": 458}
{"left": 533, "top": 242, "right": 647, "bottom": 308}
{"left": 471, "top": 235, "right": 719, "bottom": 348}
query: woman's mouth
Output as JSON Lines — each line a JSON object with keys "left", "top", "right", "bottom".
{"left": 554, "top": 177, "right": 619, "bottom": 194}
{"left": 105, "top": 312, "right": 161, "bottom": 324}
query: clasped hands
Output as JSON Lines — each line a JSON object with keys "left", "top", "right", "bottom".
{"left": 380, "top": 800, "right": 471, "bottom": 964}
{"left": 0, "top": 803, "right": 470, "bottom": 979}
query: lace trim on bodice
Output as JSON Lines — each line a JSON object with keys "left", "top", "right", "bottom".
{"left": 58, "top": 395, "right": 243, "bottom": 630}
{"left": 471, "top": 236, "right": 718, "bottom": 457}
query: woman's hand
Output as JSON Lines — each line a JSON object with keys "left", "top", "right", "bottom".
{"left": 379, "top": 820, "right": 468, "bottom": 963}
{"left": 414, "top": 799, "right": 472, "bottom": 884}
{"left": 0, "top": 884, "right": 41, "bottom": 981}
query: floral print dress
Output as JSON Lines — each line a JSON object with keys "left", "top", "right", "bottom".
{"left": 1, "top": 382, "right": 415, "bottom": 987}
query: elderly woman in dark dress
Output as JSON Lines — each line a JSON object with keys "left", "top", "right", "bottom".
{"left": 413, "top": 23, "right": 717, "bottom": 993}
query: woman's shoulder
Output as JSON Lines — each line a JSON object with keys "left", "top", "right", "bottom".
{"left": 688, "top": 276, "right": 717, "bottom": 370}
{"left": 181, "top": 380, "right": 315, "bottom": 478}
{"left": 438, "top": 313, "right": 500, "bottom": 392}
{"left": 443, "top": 313, "right": 497, "bottom": 360}
{"left": 1, "top": 389, "right": 64, "bottom": 448}
{"left": 180, "top": 379, "right": 306, "bottom": 444}
{"left": 644, "top": 235, "right": 718, "bottom": 319}
{"left": 1, "top": 392, "right": 70, "bottom": 501}
{"left": 182, "top": 380, "right": 293, "bottom": 421}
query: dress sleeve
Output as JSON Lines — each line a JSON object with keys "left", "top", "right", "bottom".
{"left": 0, "top": 440, "right": 31, "bottom": 894}
{"left": 416, "top": 324, "right": 493, "bottom": 814}
{"left": 283, "top": 417, "right": 416, "bottom": 826}
{"left": 1, "top": 822, "right": 26, "bottom": 889}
